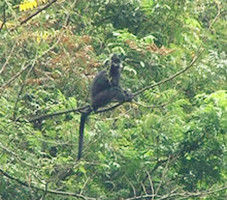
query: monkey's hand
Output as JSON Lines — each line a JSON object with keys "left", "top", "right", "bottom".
{"left": 123, "top": 90, "right": 133, "bottom": 102}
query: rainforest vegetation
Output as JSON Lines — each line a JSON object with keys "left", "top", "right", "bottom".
{"left": 0, "top": 0, "right": 226, "bottom": 199}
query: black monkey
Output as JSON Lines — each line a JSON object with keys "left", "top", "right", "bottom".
{"left": 78, "top": 54, "right": 132, "bottom": 160}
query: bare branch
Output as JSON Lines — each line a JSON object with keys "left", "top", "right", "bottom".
{"left": 145, "top": 170, "right": 155, "bottom": 200}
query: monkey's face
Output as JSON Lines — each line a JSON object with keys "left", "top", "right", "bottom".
{"left": 111, "top": 54, "right": 121, "bottom": 63}
{"left": 111, "top": 54, "right": 121, "bottom": 69}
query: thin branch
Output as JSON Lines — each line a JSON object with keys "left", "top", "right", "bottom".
{"left": 64, "top": 0, "right": 81, "bottom": 26}
{"left": 157, "top": 186, "right": 227, "bottom": 200}
{"left": 145, "top": 170, "right": 155, "bottom": 200}
{"left": 0, "top": 168, "right": 96, "bottom": 200}
{"left": 79, "top": 177, "right": 91, "bottom": 195}
{"left": 23, "top": 105, "right": 89, "bottom": 123}
{"left": 208, "top": 0, "right": 221, "bottom": 30}
{"left": 155, "top": 156, "right": 171, "bottom": 196}
{"left": 0, "top": 61, "right": 28, "bottom": 90}
{"left": 20, "top": 0, "right": 58, "bottom": 25}
{"left": 0, "top": 43, "right": 16, "bottom": 75}
{"left": 141, "top": 181, "right": 147, "bottom": 194}
{"left": 126, "top": 177, "right": 137, "bottom": 197}
{"left": 0, "top": 3, "right": 6, "bottom": 31}
{"left": 5, "top": 0, "right": 18, "bottom": 22}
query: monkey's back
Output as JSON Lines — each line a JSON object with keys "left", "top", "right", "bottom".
{"left": 91, "top": 70, "right": 111, "bottom": 99}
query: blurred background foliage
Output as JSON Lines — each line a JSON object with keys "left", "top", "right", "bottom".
{"left": 0, "top": 0, "right": 226, "bottom": 199}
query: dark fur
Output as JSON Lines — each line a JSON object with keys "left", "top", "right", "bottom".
{"left": 78, "top": 113, "right": 88, "bottom": 160}
{"left": 77, "top": 54, "right": 131, "bottom": 160}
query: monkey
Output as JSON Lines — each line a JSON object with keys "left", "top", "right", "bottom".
{"left": 77, "top": 54, "right": 132, "bottom": 160}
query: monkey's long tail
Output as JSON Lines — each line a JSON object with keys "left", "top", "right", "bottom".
{"left": 78, "top": 112, "right": 88, "bottom": 160}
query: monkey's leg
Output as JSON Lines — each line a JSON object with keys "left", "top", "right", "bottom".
{"left": 92, "top": 87, "right": 129, "bottom": 110}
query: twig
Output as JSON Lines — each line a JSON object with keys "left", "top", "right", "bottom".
{"left": 141, "top": 181, "right": 147, "bottom": 194}
{"left": 208, "top": 0, "right": 221, "bottom": 30}
{"left": 5, "top": 0, "right": 18, "bottom": 21}
{"left": 0, "top": 43, "right": 16, "bottom": 75}
{"left": 20, "top": 0, "right": 58, "bottom": 25}
{"left": 0, "top": 61, "right": 28, "bottom": 90}
{"left": 157, "top": 186, "right": 227, "bottom": 200}
{"left": 145, "top": 170, "right": 155, "bottom": 200}
{"left": 79, "top": 177, "right": 90, "bottom": 195}
{"left": 0, "top": 3, "right": 6, "bottom": 31}
{"left": 64, "top": 0, "right": 80, "bottom": 26}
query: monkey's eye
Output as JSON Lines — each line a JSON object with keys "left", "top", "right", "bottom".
{"left": 112, "top": 58, "right": 120, "bottom": 63}
{"left": 111, "top": 54, "right": 121, "bottom": 63}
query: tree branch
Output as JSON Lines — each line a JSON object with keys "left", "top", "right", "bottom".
{"left": 20, "top": 0, "right": 58, "bottom": 25}
{"left": 0, "top": 168, "right": 96, "bottom": 200}
{"left": 19, "top": 105, "right": 89, "bottom": 123}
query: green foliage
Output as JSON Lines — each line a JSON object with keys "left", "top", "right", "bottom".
{"left": 0, "top": 0, "right": 226, "bottom": 199}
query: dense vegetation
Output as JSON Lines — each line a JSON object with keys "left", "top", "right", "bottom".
{"left": 0, "top": 0, "right": 226, "bottom": 199}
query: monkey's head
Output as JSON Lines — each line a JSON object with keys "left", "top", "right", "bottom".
{"left": 111, "top": 54, "right": 121, "bottom": 69}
